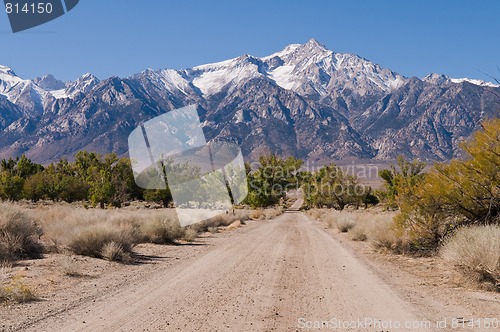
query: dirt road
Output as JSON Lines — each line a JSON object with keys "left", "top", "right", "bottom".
{"left": 9, "top": 210, "right": 492, "bottom": 331}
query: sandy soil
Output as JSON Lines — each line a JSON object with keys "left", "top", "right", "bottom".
{"left": 1, "top": 210, "right": 499, "bottom": 331}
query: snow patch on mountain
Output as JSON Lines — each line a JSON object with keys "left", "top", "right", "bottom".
{"left": 450, "top": 78, "right": 499, "bottom": 88}
{"left": 49, "top": 73, "right": 100, "bottom": 99}
{"left": 190, "top": 55, "right": 264, "bottom": 96}
{"left": 423, "top": 73, "right": 498, "bottom": 88}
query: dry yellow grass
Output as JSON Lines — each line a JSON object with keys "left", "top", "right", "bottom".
{"left": 0, "top": 201, "right": 279, "bottom": 263}
{"left": 0, "top": 203, "right": 43, "bottom": 261}
{"left": 0, "top": 274, "right": 38, "bottom": 304}
{"left": 249, "top": 207, "right": 284, "bottom": 220}
{"left": 24, "top": 205, "right": 186, "bottom": 261}
{"left": 441, "top": 225, "right": 500, "bottom": 291}
{"left": 307, "top": 208, "right": 400, "bottom": 249}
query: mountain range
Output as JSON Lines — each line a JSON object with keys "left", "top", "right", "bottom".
{"left": 0, "top": 39, "right": 498, "bottom": 164}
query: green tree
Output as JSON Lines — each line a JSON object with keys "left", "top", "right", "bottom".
{"left": 245, "top": 154, "right": 303, "bottom": 208}
{"left": 14, "top": 154, "right": 44, "bottom": 178}
{"left": 303, "top": 163, "right": 362, "bottom": 210}
{"left": 378, "top": 156, "right": 426, "bottom": 207}
{"left": 0, "top": 172, "right": 24, "bottom": 200}
{"left": 0, "top": 155, "right": 43, "bottom": 201}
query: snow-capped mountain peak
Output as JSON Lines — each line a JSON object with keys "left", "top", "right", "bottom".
{"left": 422, "top": 73, "right": 450, "bottom": 85}
{"left": 0, "top": 65, "right": 17, "bottom": 77}
{"left": 33, "top": 74, "right": 66, "bottom": 91}
{"left": 50, "top": 73, "right": 100, "bottom": 99}
{"left": 262, "top": 39, "right": 406, "bottom": 97}
{"left": 163, "top": 39, "right": 408, "bottom": 98}
{"left": 0, "top": 65, "right": 49, "bottom": 112}
{"left": 189, "top": 54, "right": 265, "bottom": 96}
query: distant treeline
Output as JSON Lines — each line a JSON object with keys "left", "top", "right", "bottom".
{"left": 0, "top": 152, "right": 141, "bottom": 208}
{"left": 0, "top": 151, "right": 379, "bottom": 210}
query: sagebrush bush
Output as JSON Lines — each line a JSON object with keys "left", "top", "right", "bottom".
{"left": 101, "top": 241, "right": 130, "bottom": 262}
{"left": 139, "top": 214, "right": 185, "bottom": 244}
{"left": 182, "top": 228, "right": 198, "bottom": 242}
{"left": 350, "top": 227, "right": 367, "bottom": 241}
{"left": 324, "top": 215, "right": 337, "bottom": 229}
{"left": 32, "top": 206, "right": 186, "bottom": 260}
{"left": 336, "top": 218, "right": 355, "bottom": 233}
{"left": 441, "top": 225, "right": 500, "bottom": 290}
{"left": 68, "top": 223, "right": 136, "bottom": 258}
{"left": 369, "top": 219, "right": 411, "bottom": 254}
{"left": 0, "top": 203, "right": 43, "bottom": 261}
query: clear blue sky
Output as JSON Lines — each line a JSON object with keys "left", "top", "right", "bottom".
{"left": 1, "top": 0, "right": 499, "bottom": 82}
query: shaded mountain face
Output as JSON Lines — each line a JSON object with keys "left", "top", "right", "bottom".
{"left": 0, "top": 39, "right": 498, "bottom": 163}
{"left": 33, "top": 74, "right": 66, "bottom": 91}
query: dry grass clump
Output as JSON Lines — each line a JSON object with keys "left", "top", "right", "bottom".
{"left": 264, "top": 207, "right": 284, "bottom": 220}
{"left": 324, "top": 215, "right": 337, "bottom": 228}
{"left": 0, "top": 203, "right": 43, "bottom": 261}
{"left": 194, "top": 210, "right": 251, "bottom": 232}
{"left": 349, "top": 226, "right": 368, "bottom": 241}
{"left": 250, "top": 208, "right": 284, "bottom": 220}
{"left": 67, "top": 223, "right": 136, "bottom": 260}
{"left": 308, "top": 208, "right": 404, "bottom": 248}
{"left": 0, "top": 274, "right": 38, "bottom": 303}
{"left": 369, "top": 219, "right": 406, "bottom": 252}
{"left": 208, "top": 226, "right": 218, "bottom": 234}
{"left": 101, "top": 241, "right": 131, "bottom": 262}
{"left": 33, "top": 206, "right": 186, "bottom": 261}
{"left": 139, "top": 214, "right": 185, "bottom": 244}
{"left": 250, "top": 209, "right": 265, "bottom": 220}
{"left": 2, "top": 203, "right": 261, "bottom": 262}
{"left": 441, "top": 225, "right": 500, "bottom": 291}
{"left": 182, "top": 228, "right": 198, "bottom": 242}
{"left": 336, "top": 217, "right": 355, "bottom": 233}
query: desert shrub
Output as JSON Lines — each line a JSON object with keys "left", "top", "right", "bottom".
{"left": 369, "top": 217, "right": 409, "bottom": 253}
{"left": 193, "top": 210, "right": 251, "bottom": 232}
{"left": 67, "top": 223, "right": 136, "bottom": 258}
{"left": 208, "top": 226, "right": 218, "bottom": 234}
{"left": 303, "top": 163, "right": 369, "bottom": 211}
{"left": 378, "top": 156, "right": 426, "bottom": 207}
{"left": 350, "top": 227, "right": 368, "bottom": 241}
{"left": 0, "top": 203, "right": 43, "bottom": 261}
{"left": 139, "top": 214, "right": 185, "bottom": 244}
{"left": 183, "top": 228, "right": 198, "bottom": 242}
{"left": 245, "top": 155, "right": 303, "bottom": 208}
{"left": 264, "top": 207, "right": 284, "bottom": 220}
{"left": 250, "top": 210, "right": 265, "bottom": 220}
{"left": 0, "top": 280, "right": 38, "bottom": 303}
{"left": 336, "top": 217, "right": 355, "bottom": 233}
{"left": 323, "top": 215, "right": 337, "bottom": 228}
{"left": 391, "top": 119, "right": 500, "bottom": 252}
{"left": 101, "top": 241, "right": 131, "bottom": 262}
{"left": 441, "top": 225, "right": 500, "bottom": 290}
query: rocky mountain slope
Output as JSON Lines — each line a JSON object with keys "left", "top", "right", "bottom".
{"left": 0, "top": 39, "right": 498, "bottom": 163}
